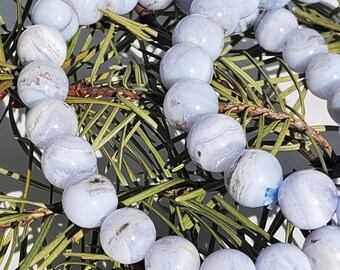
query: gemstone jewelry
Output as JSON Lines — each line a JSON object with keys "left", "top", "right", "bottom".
{"left": 236, "top": 0, "right": 260, "bottom": 19}
{"left": 259, "top": 0, "right": 291, "bottom": 9}
{"left": 105, "top": 0, "right": 139, "bottom": 15}
{"left": 138, "top": 0, "right": 173, "bottom": 10}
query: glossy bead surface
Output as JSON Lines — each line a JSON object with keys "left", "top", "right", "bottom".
{"left": 17, "top": 60, "right": 69, "bottom": 108}
{"left": 32, "top": 0, "right": 79, "bottom": 41}
{"left": 224, "top": 149, "right": 283, "bottom": 209}
{"left": 105, "top": 0, "right": 139, "bottom": 15}
{"left": 282, "top": 28, "right": 328, "bottom": 73}
{"left": 17, "top": 25, "right": 67, "bottom": 66}
{"left": 62, "top": 174, "right": 118, "bottom": 228}
{"left": 236, "top": 0, "right": 260, "bottom": 19}
{"left": 190, "top": 0, "right": 240, "bottom": 37}
{"left": 303, "top": 225, "right": 340, "bottom": 270}
{"left": 299, "top": 0, "right": 321, "bottom": 3}
{"left": 100, "top": 208, "right": 156, "bottom": 264}
{"left": 164, "top": 79, "right": 218, "bottom": 132}
{"left": 187, "top": 114, "right": 246, "bottom": 173}
{"left": 138, "top": 0, "right": 173, "bottom": 10}
{"left": 327, "top": 83, "right": 340, "bottom": 124}
{"left": 233, "top": 8, "right": 259, "bottom": 34}
{"left": 41, "top": 135, "right": 97, "bottom": 189}
{"left": 255, "top": 8, "right": 298, "bottom": 52}
{"left": 145, "top": 236, "right": 200, "bottom": 270}
{"left": 278, "top": 169, "right": 338, "bottom": 230}
{"left": 172, "top": 14, "right": 224, "bottom": 61}
{"left": 337, "top": 199, "right": 340, "bottom": 224}
{"left": 200, "top": 249, "right": 256, "bottom": 270}
{"left": 306, "top": 53, "right": 340, "bottom": 100}
{"left": 160, "top": 43, "right": 213, "bottom": 89}
{"left": 25, "top": 100, "right": 78, "bottom": 149}
{"left": 175, "top": 0, "right": 192, "bottom": 14}
{"left": 64, "top": 0, "right": 105, "bottom": 25}
{"left": 259, "top": 0, "right": 290, "bottom": 9}
{"left": 256, "top": 243, "right": 312, "bottom": 270}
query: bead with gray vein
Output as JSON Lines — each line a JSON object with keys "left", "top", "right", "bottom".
{"left": 64, "top": 0, "right": 105, "bottom": 25}
{"left": 138, "top": 0, "right": 173, "bottom": 10}
{"left": 105, "top": 0, "right": 139, "bottom": 15}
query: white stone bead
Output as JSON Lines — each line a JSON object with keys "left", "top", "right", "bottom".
{"left": 64, "top": 0, "right": 105, "bottom": 25}
{"left": 190, "top": 0, "right": 240, "bottom": 37}
{"left": 337, "top": 198, "right": 340, "bottom": 224}
{"left": 105, "top": 0, "right": 139, "bottom": 15}
{"left": 327, "top": 83, "right": 340, "bottom": 124}
{"left": 233, "top": 8, "right": 259, "bottom": 34}
{"left": 299, "top": 0, "right": 321, "bottom": 3}
{"left": 187, "top": 114, "right": 246, "bottom": 173}
{"left": 236, "top": 0, "right": 260, "bottom": 19}
{"left": 164, "top": 79, "right": 218, "bottom": 132}
{"left": 41, "top": 135, "right": 97, "bottom": 189}
{"left": 25, "top": 100, "right": 78, "bottom": 149}
{"left": 172, "top": 14, "right": 224, "bottom": 61}
{"left": 256, "top": 243, "right": 312, "bottom": 270}
{"left": 306, "top": 53, "right": 340, "bottom": 100}
{"left": 175, "top": 0, "right": 192, "bottom": 14}
{"left": 32, "top": 0, "right": 79, "bottom": 41}
{"left": 144, "top": 236, "right": 200, "bottom": 270}
{"left": 138, "top": 0, "right": 173, "bottom": 10}
{"left": 160, "top": 43, "right": 213, "bottom": 89}
{"left": 259, "top": 0, "right": 290, "bottom": 9}
{"left": 17, "top": 60, "right": 69, "bottom": 108}
{"left": 100, "top": 208, "right": 156, "bottom": 264}
{"left": 62, "top": 174, "right": 118, "bottom": 228}
{"left": 200, "top": 249, "right": 256, "bottom": 270}
{"left": 255, "top": 8, "right": 298, "bottom": 52}
{"left": 302, "top": 225, "right": 340, "bottom": 270}
{"left": 282, "top": 28, "right": 328, "bottom": 73}
{"left": 224, "top": 149, "right": 283, "bottom": 208}
{"left": 278, "top": 169, "right": 338, "bottom": 230}
{"left": 17, "top": 25, "right": 67, "bottom": 66}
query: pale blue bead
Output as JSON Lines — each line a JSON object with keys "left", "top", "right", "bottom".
{"left": 172, "top": 14, "right": 224, "bottom": 61}
{"left": 327, "top": 83, "right": 340, "bottom": 124}
{"left": 233, "top": 8, "right": 259, "bottom": 34}
{"left": 17, "top": 25, "right": 67, "bottom": 66}
{"left": 105, "top": 0, "right": 139, "bottom": 15}
{"left": 306, "top": 53, "right": 340, "bottom": 100}
{"left": 138, "top": 0, "right": 173, "bottom": 10}
{"left": 32, "top": 0, "right": 79, "bottom": 41}
{"left": 337, "top": 199, "right": 340, "bottom": 224}
{"left": 100, "top": 208, "right": 156, "bottom": 264}
{"left": 160, "top": 43, "right": 213, "bottom": 89}
{"left": 256, "top": 243, "right": 312, "bottom": 270}
{"left": 41, "top": 135, "right": 97, "bottom": 189}
{"left": 200, "top": 249, "right": 256, "bottom": 270}
{"left": 224, "top": 149, "right": 283, "bottom": 209}
{"left": 62, "top": 174, "right": 118, "bottom": 228}
{"left": 255, "top": 8, "right": 298, "bottom": 52}
{"left": 236, "top": 0, "right": 260, "bottom": 19}
{"left": 259, "top": 0, "right": 290, "bottom": 9}
{"left": 299, "top": 0, "right": 321, "bottom": 3}
{"left": 164, "top": 79, "right": 218, "bottom": 132}
{"left": 187, "top": 114, "right": 246, "bottom": 173}
{"left": 25, "top": 100, "right": 78, "bottom": 149}
{"left": 190, "top": 0, "right": 240, "bottom": 37}
{"left": 303, "top": 225, "right": 340, "bottom": 270}
{"left": 64, "top": 0, "right": 105, "bottom": 25}
{"left": 175, "top": 0, "right": 192, "bottom": 14}
{"left": 282, "top": 28, "right": 328, "bottom": 73}
{"left": 278, "top": 169, "right": 338, "bottom": 230}
{"left": 17, "top": 60, "right": 69, "bottom": 108}
{"left": 145, "top": 236, "right": 200, "bottom": 270}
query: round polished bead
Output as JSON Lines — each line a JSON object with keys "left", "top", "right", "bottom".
{"left": 278, "top": 169, "right": 338, "bottom": 230}
{"left": 25, "top": 100, "right": 78, "bottom": 149}
{"left": 175, "top": 0, "right": 192, "bottom": 14}
{"left": 145, "top": 236, "right": 200, "bottom": 270}
{"left": 256, "top": 243, "right": 312, "bottom": 270}
{"left": 105, "top": 0, "right": 139, "bottom": 15}
{"left": 259, "top": 0, "right": 290, "bottom": 9}
{"left": 187, "top": 114, "right": 246, "bottom": 173}
{"left": 62, "top": 174, "right": 118, "bottom": 228}
{"left": 172, "top": 14, "right": 224, "bottom": 61}
{"left": 255, "top": 8, "right": 298, "bottom": 52}
{"left": 100, "top": 208, "right": 156, "bottom": 264}
{"left": 306, "top": 53, "right": 340, "bottom": 100}
{"left": 64, "top": 0, "right": 105, "bottom": 25}
{"left": 190, "top": 0, "right": 240, "bottom": 37}
{"left": 282, "top": 28, "right": 328, "bottom": 73}
{"left": 164, "top": 79, "right": 218, "bottom": 132}
{"left": 17, "top": 60, "right": 69, "bottom": 108}
{"left": 160, "top": 43, "right": 213, "bottom": 89}
{"left": 236, "top": 0, "right": 260, "bottom": 19}
{"left": 233, "top": 7, "right": 259, "bottom": 34}
{"left": 337, "top": 199, "right": 340, "bottom": 224}
{"left": 303, "top": 226, "right": 340, "bottom": 270}
{"left": 17, "top": 25, "right": 67, "bottom": 66}
{"left": 299, "top": 0, "right": 321, "bottom": 3}
{"left": 32, "top": 0, "right": 79, "bottom": 41}
{"left": 327, "top": 83, "right": 340, "bottom": 124}
{"left": 41, "top": 135, "right": 97, "bottom": 189}
{"left": 138, "top": 0, "right": 173, "bottom": 10}
{"left": 224, "top": 149, "right": 283, "bottom": 208}
{"left": 200, "top": 249, "right": 256, "bottom": 270}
